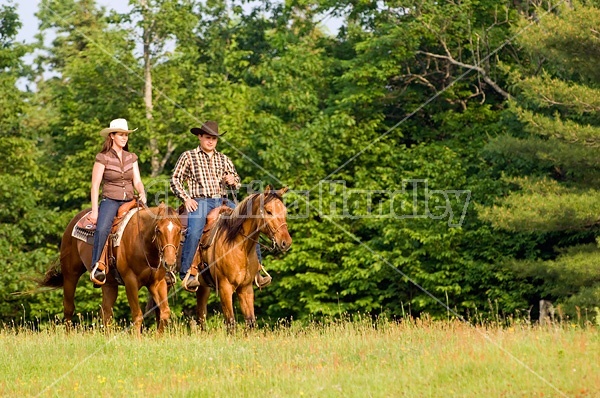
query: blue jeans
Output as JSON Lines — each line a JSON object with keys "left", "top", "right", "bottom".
{"left": 91, "top": 198, "right": 130, "bottom": 266}
{"left": 180, "top": 198, "right": 262, "bottom": 279}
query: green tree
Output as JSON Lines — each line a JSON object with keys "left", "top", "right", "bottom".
{"left": 1, "top": 0, "right": 562, "bottom": 325}
{"left": 0, "top": 2, "right": 67, "bottom": 322}
{"left": 479, "top": 2, "right": 600, "bottom": 320}
{"left": 245, "top": 0, "right": 532, "bottom": 320}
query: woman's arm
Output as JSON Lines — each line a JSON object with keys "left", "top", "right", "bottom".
{"left": 132, "top": 161, "right": 146, "bottom": 204}
{"left": 89, "top": 162, "right": 105, "bottom": 224}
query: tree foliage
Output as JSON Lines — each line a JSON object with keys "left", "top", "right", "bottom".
{"left": 2, "top": 0, "right": 598, "bottom": 325}
{"left": 479, "top": 2, "right": 600, "bottom": 319}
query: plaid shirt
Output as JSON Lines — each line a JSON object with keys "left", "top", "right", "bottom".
{"left": 170, "top": 147, "right": 241, "bottom": 201}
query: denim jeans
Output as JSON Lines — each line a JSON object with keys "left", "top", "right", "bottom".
{"left": 91, "top": 198, "right": 130, "bottom": 266}
{"left": 179, "top": 197, "right": 262, "bottom": 279}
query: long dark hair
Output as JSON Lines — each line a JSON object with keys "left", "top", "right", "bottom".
{"left": 100, "top": 132, "right": 130, "bottom": 153}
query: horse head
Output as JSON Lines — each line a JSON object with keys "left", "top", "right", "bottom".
{"left": 152, "top": 202, "right": 183, "bottom": 272}
{"left": 258, "top": 186, "right": 292, "bottom": 252}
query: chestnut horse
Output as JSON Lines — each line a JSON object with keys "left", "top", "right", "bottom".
{"left": 193, "top": 186, "right": 292, "bottom": 331}
{"left": 41, "top": 203, "right": 182, "bottom": 333}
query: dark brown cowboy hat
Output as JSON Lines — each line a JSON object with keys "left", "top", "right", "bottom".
{"left": 190, "top": 120, "right": 226, "bottom": 137}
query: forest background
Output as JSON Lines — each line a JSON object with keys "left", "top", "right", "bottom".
{"left": 1, "top": 0, "right": 600, "bottom": 326}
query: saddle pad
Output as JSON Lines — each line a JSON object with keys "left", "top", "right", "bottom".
{"left": 112, "top": 208, "right": 139, "bottom": 247}
{"left": 71, "top": 208, "right": 139, "bottom": 246}
{"left": 72, "top": 211, "right": 95, "bottom": 244}
{"left": 72, "top": 226, "right": 95, "bottom": 245}
{"left": 76, "top": 211, "right": 96, "bottom": 231}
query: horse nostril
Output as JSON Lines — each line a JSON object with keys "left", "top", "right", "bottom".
{"left": 281, "top": 241, "right": 286, "bottom": 248}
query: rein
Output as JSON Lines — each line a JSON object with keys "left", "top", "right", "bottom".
{"left": 240, "top": 197, "right": 288, "bottom": 252}
{"left": 134, "top": 201, "right": 156, "bottom": 270}
{"left": 134, "top": 201, "right": 179, "bottom": 272}
{"left": 240, "top": 229, "right": 273, "bottom": 252}
{"left": 260, "top": 208, "right": 288, "bottom": 241}
{"left": 152, "top": 227, "right": 179, "bottom": 269}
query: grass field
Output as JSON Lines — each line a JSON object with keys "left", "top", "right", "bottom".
{"left": 0, "top": 317, "right": 598, "bottom": 397}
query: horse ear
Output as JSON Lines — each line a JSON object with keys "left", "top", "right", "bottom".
{"left": 277, "top": 186, "right": 289, "bottom": 196}
{"left": 264, "top": 185, "right": 272, "bottom": 193}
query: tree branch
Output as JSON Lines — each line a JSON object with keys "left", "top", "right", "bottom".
{"left": 418, "top": 50, "right": 511, "bottom": 99}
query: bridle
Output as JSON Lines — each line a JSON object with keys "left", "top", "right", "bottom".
{"left": 259, "top": 208, "right": 287, "bottom": 239}
{"left": 152, "top": 224, "right": 181, "bottom": 271}
{"left": 257, "top": 206, "right": 288, "bottom": 251}
{"left": 236, "top": 193, "right": 289, "bottom": 252}
{"left": 134, "top": 202, "right": 181, "bottom": 272}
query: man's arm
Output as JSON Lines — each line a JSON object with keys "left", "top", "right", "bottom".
{"left": 171, "top": 152, "right": 199, "bottom": 213}
{"left": 223, "top": 155, "right": 241, "bottom": 189}
{"left": 170, "top": 152, "right": 192, "bottom": 202}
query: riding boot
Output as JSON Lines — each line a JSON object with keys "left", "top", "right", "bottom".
{"left": 90, "top": 242, "right": 109, "bottom": 285}
{"left": 182, "top": 265, "right": 200, "bottom": 292}
{"left": 255, "top": 264, "right": 272, "bottom": 289}
{"left": 90, "top": 261, "right": 107, "bottom": 285}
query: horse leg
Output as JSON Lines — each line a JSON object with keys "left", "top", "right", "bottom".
{"left": 62, "top": 269, "right": 84, "bottom": 331}
{"left": 143, "top": 296, "right": 161, "bottom": 327}
{"left": 123, "top": 274, "right": 143, "bottom": 336}
{"left": 100, "top": 284, "right": 118, "bottom": 331}
{"left": 195, "top": 286, "right": 210, "bottom": 331}
{"left": 217, "top": 282, "right": 236, "bottom": 333}
{"left": 237, "top": 284, "right": 256, "bottom": 329}
{"left": 148, "top": 279, "right": 170, "bottom": 334}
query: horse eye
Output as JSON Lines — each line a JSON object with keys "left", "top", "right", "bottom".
{"left": 266, "top": 210, "right": 272, "bottom": 215}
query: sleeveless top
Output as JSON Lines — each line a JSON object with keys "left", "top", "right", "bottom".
{"left": 95, "top": 149, "right": 138, "bottom": 200}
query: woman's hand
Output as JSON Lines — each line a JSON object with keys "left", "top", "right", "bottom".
{"left": 89, "top": 209, "right": 98, "bottom": 225}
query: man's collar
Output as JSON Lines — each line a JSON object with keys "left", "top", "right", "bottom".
{"left": 196, "top": 146, "right": 218, "bottom": 156}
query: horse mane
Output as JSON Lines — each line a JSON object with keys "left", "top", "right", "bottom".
{"left": 220, "top": 192, "right": 282, "bottom": 245}
{"left": 149, "top": 203, "right": 179, "bottom": 220}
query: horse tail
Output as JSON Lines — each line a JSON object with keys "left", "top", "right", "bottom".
{"left": 39, "top": 259, "right": 64, "bottom": 289}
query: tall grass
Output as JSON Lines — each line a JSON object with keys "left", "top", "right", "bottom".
{"left": 0, "top": 316, "right": 598, "bottom": 397}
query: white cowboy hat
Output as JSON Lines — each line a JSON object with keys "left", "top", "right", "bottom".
{"left": 99, "top": 118, "right": 138, "bottom": 138}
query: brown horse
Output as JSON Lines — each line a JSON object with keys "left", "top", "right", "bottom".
{"left": 41, "top": 203, "right": 182, "bottom": 334}
{"left": 193, "top": 186, "right": 292, "bottom": 331}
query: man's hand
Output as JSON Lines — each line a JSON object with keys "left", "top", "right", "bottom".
{"left": 184, "top": 198, "right": 198, "bottom": 213}
{"left": 222, "top": 173, "right": 236, "bottom": 186}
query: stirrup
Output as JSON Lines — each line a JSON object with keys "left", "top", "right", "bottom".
{"left": 182, "top": 269, "right": 199, "bottom": 292}
{"left": 255, "top": 264, "right": 272, "bottom": 289}
{"left": 90, "top": 261, "right": 107, "bottom": 285}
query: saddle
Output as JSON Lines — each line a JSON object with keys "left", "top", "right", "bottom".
{"left": 75, "top": 199, "right": 139, "bottom": 237}
{"left": 179, "top": 204, "right": 232, "bottom": 290}
{"left": 200, "top": 205, "right": 232, "bottom": 249}
{"left": 74, "top": 200, "right": 140, "bottom": 285}
{"left": 177, "top": 203, "right": 232, "bottom": 247}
